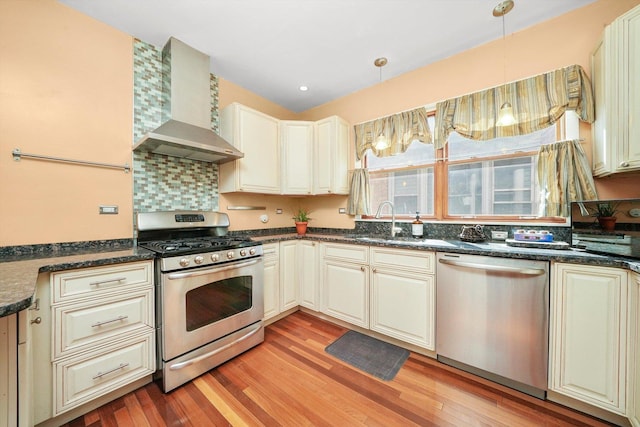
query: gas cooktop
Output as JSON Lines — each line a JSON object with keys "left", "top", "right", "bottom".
{"left": 139, "top": 237, "right": 256, "bottom": 256}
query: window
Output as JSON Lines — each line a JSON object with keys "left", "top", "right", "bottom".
{"left": 364, "top": 111, "right": 575, "bottom": 220}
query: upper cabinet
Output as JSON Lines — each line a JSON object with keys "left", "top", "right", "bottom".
{"left": 219, "top": 103, "right": 281, "bottom": 194}
{"left": 591, "top": 5, "right": 640, "bottom": 176}
{"left": 219, "top": 103, "right": 350, "bottom": 195}
{"left": 280, "top": 121, "right": 314, "bottom": 195}
{"left": 314, "top": 116, "right": 350, "bottom": 195}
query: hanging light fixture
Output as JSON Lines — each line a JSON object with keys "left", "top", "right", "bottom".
{"left": 373, "top": 57, "right": 391, "bottom": 150}
{"left": 494, "top": 0, "right": 516, "bottom": 127}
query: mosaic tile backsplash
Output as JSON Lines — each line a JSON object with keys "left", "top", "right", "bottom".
{"left": 132, "top": 38, "right": 220, "bottom": 214}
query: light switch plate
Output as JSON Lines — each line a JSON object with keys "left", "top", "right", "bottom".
{"left": 99, "top": 205, "right": 118, "bottom": 214}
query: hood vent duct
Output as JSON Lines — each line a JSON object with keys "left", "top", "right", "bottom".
{"left": 133, "top": 37, "right": 243, "bottom": 164}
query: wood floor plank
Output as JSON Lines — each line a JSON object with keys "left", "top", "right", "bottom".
{"left": 62, "top": 311, "right": 616, "bottom": 427}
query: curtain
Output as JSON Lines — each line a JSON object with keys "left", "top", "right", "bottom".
{"left": 354, "top": 107, "right": 432, "bottom": 160}
{"left": 347, "top": 169, "right": 371, "bottom": 215}
{"left": 537, "top": 139, "right": 598, "bottom": 217}
{"left": 434, "top": 64, "right": 595, "bottom": 148}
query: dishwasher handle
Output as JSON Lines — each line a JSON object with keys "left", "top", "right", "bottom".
{"left": 438, "top": 258, "right": 546, "bottom": 276}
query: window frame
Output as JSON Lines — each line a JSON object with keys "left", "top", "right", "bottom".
{"left": 362, "top": 109, "right": 576, "bottom": 223}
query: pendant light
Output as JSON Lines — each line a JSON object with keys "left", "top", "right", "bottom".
{"left": 373, "top": 57, "right": 391, "bottom": 150}
{"left": 494, "top": 0, "right": 516, "bottom": 127}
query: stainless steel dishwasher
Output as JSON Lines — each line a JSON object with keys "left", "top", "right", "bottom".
{"left": 436, "top": 252, "right": 549, "bottom": 399}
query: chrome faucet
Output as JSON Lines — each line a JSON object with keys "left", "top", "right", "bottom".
{"left": 375, "top": 201, "right": 402, "bottom": 238}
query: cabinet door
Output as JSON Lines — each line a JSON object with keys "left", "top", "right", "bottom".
{"left": 618, "top": 6, "right": 640, "bottom": 172}
{"left": 550, "top": 263, "right": 627, "bottom": 415}
{"left": 591, "top": 28, "right": 616, "bottom": 176}
{"left": 279, "top": 241, "right": 299, "bottom": 312}
{"left": 370, "top": 267, "right": 434, "bottom": 350}
{"left": 0, "top": 314, "right": 17, "bottom": 427}
{"left": 262, "top": 244, "right": 280, "bottom": 321}
{"left": 219, "top": 103, "right": 280, "bottom": 193}
{"left": 322, "top": 260, "right": 368, "bottom": 328}
{"left": 299, "top": 241, "right": 319, "bottom": 310}
{"left": 314, "top": 116, "right": 349, "bottom": 195}
{"left": 281, "top": 121, "right": 313, "bottom": 195}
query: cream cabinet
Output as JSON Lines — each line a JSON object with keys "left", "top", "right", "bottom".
{"left": 31, "top": 261, "right": 155, "bottom": 424}
{"left": 314, "top": 116, "right": 350, "bottom": 195}
{"left": 280, "top": 121, "right": 314, "bottom": 195}
{"left": 321, "top": 243, "right": 369, "bottom": 328}
{"left": 549, "top": 262, "right": 628, "bottom": 415}
{"left": 591, "top": 4, "right": 640, "bottom": 176}
{"left": 0, "top": 314, "right": 17, "bottom": 427}
{"left": 370, "top": 247, "right": 435, "bottom": 350}
{"left": 631, "top": 271, "right": 640, "bottom": 427}
{"left": 298, "top": 240, "right": 319, "bottom": 311}
{"left": 279, "top": 240, "right": 300, "bottom": 312}
{"left": 262, "top": 243, "right": 280, "bottom": 321}
{"left": 219, "top": 103, "right": 281, "bottom": 194}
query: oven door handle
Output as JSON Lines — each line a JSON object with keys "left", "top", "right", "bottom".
{"left": 168, "top": 322, "right": 263, "bottom": 371}
{"left": 167, "top": 258, "right": 261, "bottom": 280}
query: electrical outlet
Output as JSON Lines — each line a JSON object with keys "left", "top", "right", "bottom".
{"left": 491, "top": 230, "right": 508, "bottom": 240}
{"left": 276, "top": 209, "right": 283, "bottom": 214}
{"left": 339, "top": 208, "right": 346, "bottom": 214}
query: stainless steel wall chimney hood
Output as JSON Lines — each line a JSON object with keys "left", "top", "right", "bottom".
{"left": 133, "top": 37, "right": 243, "bottom": 164}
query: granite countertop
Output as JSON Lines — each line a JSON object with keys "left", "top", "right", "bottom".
{"left": 2, "top": 233, "right": 639, "bottom": 318}
{"left": 0, "top": 247, "right": 155, "bottom": 318}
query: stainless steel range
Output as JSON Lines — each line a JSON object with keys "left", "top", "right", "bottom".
{"left": 137, "top": 211, "right": 264, "bottom": 392}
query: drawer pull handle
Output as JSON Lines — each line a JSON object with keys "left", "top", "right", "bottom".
{"left": 91, "top": 315, "right": 128, "bottom": 328}
{"left": 92, "top": 362, "right": 129, "bottom": 380}
{"left": 89, "top": 277, "right": 126, "bottom": 287}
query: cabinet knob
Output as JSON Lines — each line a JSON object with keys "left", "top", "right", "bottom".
{"left": 31, "top": 317, "right": 41, "bottom": 325}
{"left": 619, "top": 161, "right": 630, "bottom": 167}
{"left": 372, "top": 267, "right": 377, "bottom": 273}
{"left": 360, "top": 266, "right": 365, "bottom": 271}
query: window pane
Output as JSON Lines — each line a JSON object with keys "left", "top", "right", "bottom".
{"left": 448, "top": 156, "right": 538, "bottom": 216}
{"left": 370, "top": 167, "right": 434, "bottom": 216}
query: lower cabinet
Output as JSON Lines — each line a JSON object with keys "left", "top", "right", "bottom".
{"left": 31, "top": 261, "right": 155, "bottom": 425}
{"left": 320, "top": 243, "right": 435, "bottom": 351}
{"left": 370, "top": 247, "right": 435, "bottom": 350}
{"left": 263, "top": 240, "right": 319, "bottom": 321}
{"left": 0, "top": 314, "right": 17, "bottom": 427}
{"left": 262, "top": 243, "right": 280, "bottom": 321}
{"left": 549, "top": 262, "right": 628, "bottom": 415}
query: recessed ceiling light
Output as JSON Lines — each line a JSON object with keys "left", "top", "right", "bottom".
{"left": 299, "top": 85, "right": 309, "bottom": 91}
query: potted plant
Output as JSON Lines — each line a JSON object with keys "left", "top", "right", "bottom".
{"left": 292, "top": 208, "right": 312, "bottom": 235}
{"left": 590, "top": 201, "right": 619, "bottom": 232}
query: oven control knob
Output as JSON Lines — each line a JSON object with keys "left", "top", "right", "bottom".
{"left": 179, "top": 258, "right": 190, "bottom": 267}
{"left": 194, "top": 255, "right": 204, "bottom": 264}
{"left": 211, "top": 253, "right": 220, "bottom": 262}
{"left": 249, "top": 248, "right": 256, "bottom": 255}
{"left": 227, "top": 251, "right": 234, "bottom": 259}
{"left": 240, "top": 249, "right": 247, "bottom": 257}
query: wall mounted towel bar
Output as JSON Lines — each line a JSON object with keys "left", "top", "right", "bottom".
{"left": 12, "top": 148, "right": 130, "bottom": 173}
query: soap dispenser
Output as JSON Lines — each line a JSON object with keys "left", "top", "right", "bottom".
{"left": 412, "top": 212, "right": 423, "bottom": 238}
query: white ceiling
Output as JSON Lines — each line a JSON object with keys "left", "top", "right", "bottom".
{"left": 58, "top": 0, "right": 596, "bottom": 113}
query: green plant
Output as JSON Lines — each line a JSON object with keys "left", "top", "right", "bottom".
{"left": 590, "top": 201, "right": 619, "bottom": 218}
{"left": 292, "top": 208, "right": 312, "bottom": 222}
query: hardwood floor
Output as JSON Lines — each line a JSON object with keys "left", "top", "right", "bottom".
{"left": 64, "top": 311, "right": 614, "bottom": 426}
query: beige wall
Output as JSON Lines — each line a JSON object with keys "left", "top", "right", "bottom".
{"left": 0, "top": 0, "right": 134, "bottom": 246}
{"left": 2, "top": 0, "right": 640, "bottom": 245}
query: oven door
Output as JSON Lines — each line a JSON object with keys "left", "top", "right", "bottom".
{"left": 161, "top": 257, "right": 264, "bottom": 361}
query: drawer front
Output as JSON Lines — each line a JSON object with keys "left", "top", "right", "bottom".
{"left": 54, "top": 332, "right": 155, "bottom": 415}
{"left": 322, "top": 243, "right": 368, "bottom": 263}
{"left": 262, "top": 243, "right": 280, "bottom": 260}
{"left": 370, "top": 247, "right": 434, "bottom": 274}
{"left": 53, "top": 289, "right": 154, "bottom": 359}
{"left": 52, "top": 261, "right": 153, "bottom": 303}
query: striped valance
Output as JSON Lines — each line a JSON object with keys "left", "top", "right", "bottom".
{"left": 434, "top": 64, "right": 595, "bottom": 148}
{"left": 355, "top": 107, "right": 432, "bottom": 160}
